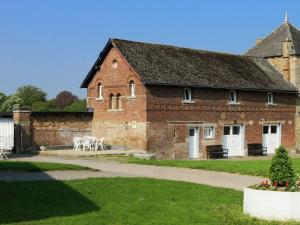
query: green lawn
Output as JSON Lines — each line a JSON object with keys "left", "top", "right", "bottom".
{"left": 0, "top": 161, "right": 91, "bottom": 172}
{"left": 0, "top": 177, "right": 297, "bottom": 225}
{"left": 126, "top": 157, "right": 300, "bottom": 177}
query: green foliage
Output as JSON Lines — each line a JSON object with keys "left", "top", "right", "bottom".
{"left": 0, "top": 95, "right": 23, "bottom": 112}
{"left": 64, "top": 99, "right": 87, "bottom": 112}
{"left": 270, "top": 145, "right": 295, "bottom": 187}
{"left": 0, "top": 92, "right": 6, "bottom": 107}
{"left": 125, "top": 157, "right": 300, "bottom": 177}
{"left": 15, "top": 85, "right": 46, "bottom": 107}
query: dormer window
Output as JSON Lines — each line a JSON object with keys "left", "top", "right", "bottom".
{"left": 267, "top": 92, "right": 274, "bottom": 105}
{"left": 129, "top": 80, "right": 136, "bottom": 97}
{"left": 183, "top": 88, "right": 192, "bottom": 102}
{"left": 229, "top": 90, "right": 237, "bottom": 103}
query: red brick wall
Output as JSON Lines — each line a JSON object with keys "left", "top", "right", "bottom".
{"left": 146, "top": 86, "right": 296, "bottom": 158}
{"left": 87, "top": 47, "right": 147, "bottom": 149}
{"left": 30, "top": 112, "right": 92, "bottom": 148}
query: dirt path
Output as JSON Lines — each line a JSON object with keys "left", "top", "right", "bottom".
{"left": 2, "top": 155, "right": 263, "bottom": 191}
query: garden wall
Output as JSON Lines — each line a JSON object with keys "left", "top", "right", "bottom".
{"left": 13, "top": 108, "right": 93, "bottom": 151}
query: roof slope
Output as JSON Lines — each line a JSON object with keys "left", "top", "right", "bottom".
{"left": 81, "top": 38, "right": 297, "bottom": 93}
{"left": 245, "top": 22, "right": 300, "bottom": 57}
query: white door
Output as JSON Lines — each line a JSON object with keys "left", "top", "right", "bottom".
{"left": 262, "top": 124, "right": 281, "bottom": 154}
{"left": 188, "top": 127, "right": 199, "bottom": 159}
{"left": 223, "top": 125, "right": 244, "bottom": 156}
{"left": 0, "top": 118, "right": 14, "bottom": 150}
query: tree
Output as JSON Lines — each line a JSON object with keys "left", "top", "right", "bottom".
{"left": 270, "top": 145, "right": 295, "bottom": 187}
{"left": 64, "top": 99, "right": 87, "bottom": 112}
{"left": 55, "top": 91, "right": 78, "bottom": 109}
{"left": 15, "top": 85, "right": 46, "bottom": 107}
{"left": 0, "top": 95, "right": 23, "bottom": 112}
{"left": 0, "top": 92, "right": 7, "bottom": 108}
{"left": 32, "top": 99, "right": 59, "bottom": 112}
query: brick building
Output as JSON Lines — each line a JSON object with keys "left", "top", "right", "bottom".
{"left": 81, "top": 36, "right": 297, "bottom": 159}
{"left": 246, "top": 14, "right": 300, "bottom": 150}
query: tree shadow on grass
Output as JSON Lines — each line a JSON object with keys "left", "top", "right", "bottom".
{"left": 0, "top": 163, "right": 99, "bottom": 224}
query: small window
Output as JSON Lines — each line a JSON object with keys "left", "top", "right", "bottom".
{"left": 112, "top": 59, "right": 118, "bottom": 68}
{"left": 116, "top": 93, "right": 122, "bottom": 110}
{"left": 97, "top": 83, "right": 103, "bottom": 99}
{"left": 223, "top": 126, "right": 230, "bottom": 135}
{"left": 189, "top": 129, "right": 195, "bottom": 137}
{"left": 267, "top": 92, "right": 274, "bottom": 104}
{"left": 109, "top": 94, "right": 114, "bottom": 109}
{"left": 129, "top": 80, "right": 136, "bottom": 97}
{"left": 232, "top": 126, "right": 240, "bottom": 135}
{"left": 271, "top": 125, "right": 277, "bottom": 134}
{"left": 183, "top": 88, "right": 192, "bottom": 101}
{"left": 204, "top": 126, "right": 215, "bottom": 139}
{"left": 263, "top": 126, "right": 269, "bottom": 134}
{"left": 229, "top": 90, "right": 237, "bottom": 103}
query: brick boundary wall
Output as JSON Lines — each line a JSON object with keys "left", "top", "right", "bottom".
{"left": 13, "top": 108, "right": 93, "bottom": 152}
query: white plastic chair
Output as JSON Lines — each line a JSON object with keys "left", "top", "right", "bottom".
{"left": 0, "top": 143, "right": 8, "bottom": 160}
{"left": 73, "top": 137, "right": 83, "bottom": 151}
{"left": 82, "top": 137, "right": 92, "bottom": 151}
{"left": 95, "top": 137, "right": 104, "bottom": 151}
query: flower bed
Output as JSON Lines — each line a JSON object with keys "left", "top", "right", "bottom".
{"left": 243, "top": 146, "right": 300, "bottom": 221}
{"left": 243, "top": 187, "right": 300, "bottom": 221}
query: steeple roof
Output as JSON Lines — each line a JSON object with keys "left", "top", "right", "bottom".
{"left": 245, "top": 22, "right": 300, "bottom": 57}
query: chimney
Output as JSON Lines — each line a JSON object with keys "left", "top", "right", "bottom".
{"left": 282, "top": 37, "right": 292, "bottom": 57}
{"left": 256, "top": 38, "right": 262, "bottom": 45}
{"left": 282, "top": 37, "right": 292, "bottom": 81}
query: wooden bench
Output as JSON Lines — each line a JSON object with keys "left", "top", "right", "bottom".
{"left": 247, "top": 143, "right": 267, "bottom": 156}
{"left": 206, "top": 145, "right": 228, "bottom": 159}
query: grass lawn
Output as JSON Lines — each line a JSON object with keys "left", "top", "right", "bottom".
{"left": 0, "top": 177, "right": 297, "bottom": 225}
{"left": 125, "top": 157, "right": 300, "bottom": 177}
{"left": 0, "top": 161, "right": 91, "bottom": 172}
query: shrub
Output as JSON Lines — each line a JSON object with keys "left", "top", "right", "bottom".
{"left": 269, "top": 145, "right": 295, "bottom": 187}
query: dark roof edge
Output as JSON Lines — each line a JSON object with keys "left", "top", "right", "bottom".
{"left": 0, "top": 112, "right": 13, "bottom": 118}
{"left": 80, "top": 39, "right": 113, "bottom": 88}
{"left": 144, "top": 83, "right": 298, "bottom": 94}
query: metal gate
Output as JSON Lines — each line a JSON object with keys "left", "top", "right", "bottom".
{"left": 0, "top": 118, "right": 14, "bottom": 150}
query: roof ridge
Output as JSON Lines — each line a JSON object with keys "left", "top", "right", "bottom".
{"left": 111, "top": 38, "right": 246, "bottom": 59}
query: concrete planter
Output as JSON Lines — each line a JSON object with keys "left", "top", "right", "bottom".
{"left": 243, "top": 187, "right": 300, "bottom": 221}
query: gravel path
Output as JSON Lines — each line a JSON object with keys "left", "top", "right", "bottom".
{"left": 1, "top": 155, "right": 263, "bottom": 191}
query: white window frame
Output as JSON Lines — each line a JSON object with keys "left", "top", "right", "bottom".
{"left": 129, "top": 81, "right": 136, "bottom": 98}
{"left": 229, "top": 90, "right": 236, "bottom": 103}
{"left": 183, "top": 88, "right": 193, "bottom": 103}
{"left": 96, "top": 84, "right": 103, "bottom": 100}
{"left": 204, "top": 126, "right": 215, "bottom": 139}
{"left": 267, "top": 92, "right": 274, "bottom": 105}
{"left": 229, "top": 90, "right": 240, "bottom": 105}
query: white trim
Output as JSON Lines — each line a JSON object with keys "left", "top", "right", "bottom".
{"left": 267, "top": 92, "right": 274, "bottom": 105}
{"left": 204, "top": 126, "right": 215, "bottom": 139}
{"left": 183, "top": 88, "right": 192, "bottom": 102}
{"left": 129, "top": 81, "right": 136, "bottom": 97}
{"left": 229, "top": 90, "right": 238, "bottom": 104}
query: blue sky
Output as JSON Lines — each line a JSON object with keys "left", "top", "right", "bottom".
{"left": 0, "top": 0, "right": 299, "bottom": 98}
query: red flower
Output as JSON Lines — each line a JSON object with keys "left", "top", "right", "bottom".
{"left": 274, "top": 181, "right": 278, "bottom": 187}
{"left": 286, "top": 181, "right": 289, "bottom": 187}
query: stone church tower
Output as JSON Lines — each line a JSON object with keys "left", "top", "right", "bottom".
{"left": 246, "top": 13, "right": 300, "bottom": 150}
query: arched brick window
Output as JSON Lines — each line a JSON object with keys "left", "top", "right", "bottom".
{"left": 129, "top": 80, "right": 135, "bottom": 97}
{"left": 109, "top": 94, "right": 114, "bottom": 109}
{"left": 116, "top": 93, "right": 122, "bottom": 110}
{"left": 97, "top": 83, "right": 103, "bottom": 99}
